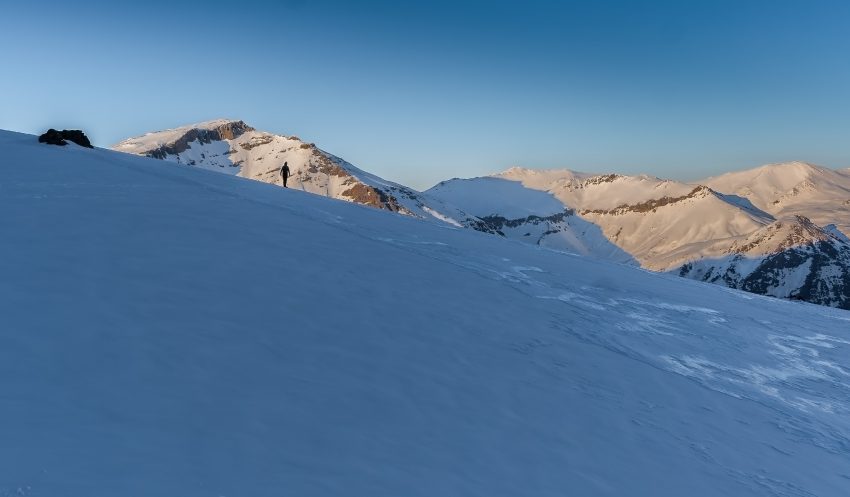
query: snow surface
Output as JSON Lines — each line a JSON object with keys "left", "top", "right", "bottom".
{"left": 6, "top": 130, "right": 850, "bottom": 496}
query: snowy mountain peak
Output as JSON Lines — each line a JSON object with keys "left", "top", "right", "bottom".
{"left": 114, "top": 119, "right": 405, "bottom": 206}
{"left": 112, "top": 120, "right": 491, "bottom": 228}
{"left": 115, "top": 118, "right": 252, "bottom": 142}
{"left": 501, "top": 165, "right": 535, "bottom": 175}
{"left": 181, "top": 118, "right": 251, "bottom": 132}
{"left": 703, "top": 160, "right": 850, "bottom": 236}
{"left": 760, "top": 160, "right": 825, "bottom": 174}
{"left": 113, "top": 119, "right": 254, "bottom": 158}
{"left": 496, "top": 166, "right": 591, "bottom": 185}
{"left": 704, "top": 161, "right": 830, "bottom": 192}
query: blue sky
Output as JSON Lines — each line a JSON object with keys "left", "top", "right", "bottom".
{"left": 2, "top": 0, "right": 849, "bottom": 189}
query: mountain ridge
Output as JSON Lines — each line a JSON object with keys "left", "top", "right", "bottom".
{"left": 113, "top": 120, "right": 633, "bottom": 262}
{"left": 111, "top": 119, "right": 850, "bottom": 308}
{"left": 115, "top": 118, "right": 482, "bottom": 224}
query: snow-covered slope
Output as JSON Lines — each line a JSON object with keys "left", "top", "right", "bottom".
{"left": 5, "top": 129, "right": 850, "bottom": 496}
{"left": 114, "top": 119, "right": 479, "bottom": 227}
{"left": 704, "top": 161, "right": 850, "bottom": 235}
{"left": 497, "top": 166, "right": 696, "bottom": 211}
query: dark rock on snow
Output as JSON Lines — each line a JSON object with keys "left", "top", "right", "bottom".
{"left": 38, "top": 129, "right": 94, "bottom": 148}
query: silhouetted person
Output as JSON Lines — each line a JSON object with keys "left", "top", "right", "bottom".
{"left": 280, "top": 162, "right": 291, "bottom": 188}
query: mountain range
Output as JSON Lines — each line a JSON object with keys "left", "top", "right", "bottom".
{"left": 114, "top": 119, "right": 850, "bottom": 309}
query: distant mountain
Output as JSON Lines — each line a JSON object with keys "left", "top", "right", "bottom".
{"left": 484, "top": 167, "right": 773, "bottom": 270}
{"left": 114, "top": 120, "right": 630, "bottom": 261}
{"left": 113, "top": 119, "right": 478, "bottom": 227}
{"left": 426, "top": 176, "right": 636, "bottom": 263}
{"left": 438, "top": 166, "right": 850, "bottom": 309}
{"left": 678, "top": 215, "right": 850, "bottom": 308}
{"left": 704, "top": 161, "right": 850, "bottom": 234}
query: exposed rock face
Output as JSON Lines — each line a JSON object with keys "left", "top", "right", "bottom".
{"left": 38, "top": 129, "right": 93, "bottom": 148}
{"left": 477, "top": 210, "right": 576, "bottom": 237}
{"left": 339, "top": 182, "right": 403, "bottom": 212}
{"left": 112, "top": 120, "right": 461, "bottom": 219}
{"left": 678, "top": 217, "right": 850, "bottom": 309}
{"left": 239, "top": 134, "right": 275, "bottom": 150}
{"left": 38, "top": 129, "right": 67, "bottom": 146}
{"left": 580, "top": 173, "right": 621, "bottom": 187}
{"left": 143, "top": 121, "right": 253, "bottom": 159}
{"left": 294, "top": 149, "right": 406, "bottom": 212}
{"left": 580, "top": 186, "right": 714, "bottom": 216}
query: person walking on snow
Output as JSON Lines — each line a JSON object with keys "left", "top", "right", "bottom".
{"left": 280, "top": 162, "right": 291, "bottom": 188}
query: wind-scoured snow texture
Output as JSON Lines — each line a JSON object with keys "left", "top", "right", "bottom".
{"left": 113, "top": 119, "right": 479, "bottom": 227}
{"left": 2, "top": 129, "right": 850, "bottom": 496}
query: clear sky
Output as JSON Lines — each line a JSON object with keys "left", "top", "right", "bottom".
{"left": 2, "top": 0, "right": 850, "bottom": 190}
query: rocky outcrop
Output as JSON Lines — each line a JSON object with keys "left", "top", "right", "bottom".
{"left": 239, "top": 134, "right": 275, "bottom": 150}
{"left": 476, "top": 210, "right": 576, "bottom": 236}
{"left": 580, "top": 174, "right": 621, "bottom": 187}
{"left": 38, "top": 129, "right": 93, "bottom": 148}
{"left": 340, "top": 182, "right": 404, "bottom": 212}
{"left": 581, "top": 186, "right": 714, "bottom": 216}
{"left": 290, "top": 148, "right": 407, "bottom": 212}
{"left": 144, "top": 121, "right": 253, "bottom": 159}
